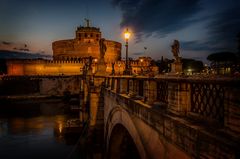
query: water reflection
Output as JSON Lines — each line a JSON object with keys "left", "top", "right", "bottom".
{"left": 0, "top": 100, "right": 82, "bottom": 159}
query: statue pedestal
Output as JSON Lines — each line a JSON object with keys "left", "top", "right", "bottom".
{"left": 95, "top": 60, "right": 106, "bottom": 76}
{"left": 171, "top": 61, "right": 182, "bottom": 74}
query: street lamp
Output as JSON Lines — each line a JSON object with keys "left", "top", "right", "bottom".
{"left": 124, "top": 28, "right": 131, "bottom": 75}
{"left": 140, "top": 58, "right": 144, "bottom": 75}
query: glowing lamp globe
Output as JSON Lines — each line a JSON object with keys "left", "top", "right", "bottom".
{"left": 124, "top": 29, "right": 131, "bottom": 40}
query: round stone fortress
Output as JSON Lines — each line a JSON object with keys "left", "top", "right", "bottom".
{"left": 52, "top": 21, "right": 121, "bottom": 62}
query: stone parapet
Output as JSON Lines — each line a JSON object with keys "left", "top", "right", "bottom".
{"left": 105, "top": 76, "right": 240, "bottom": 135}
{"left": 104, "top": 87, "right": 240, "bottom": 159}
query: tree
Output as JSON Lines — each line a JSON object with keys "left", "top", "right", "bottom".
{"left": 207, "top": 52, "right": 237, "bottom": 74}
{"left": 155, "top": 57, "right": 173, "bottom": 73}
{"left": 207, "top": 52, "right": 237, "bottom": 62}
{"left": 182, "top": 58, "right": 204, "bottom": 73}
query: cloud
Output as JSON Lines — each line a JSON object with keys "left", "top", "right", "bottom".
{"left": 0, "top": 41, "right": 32, "bottom": 53}
{"left": 182, "top": 6, "right": 240, "bottom": 53}
{"left": 2, "top": 41, "right": 12, "bottom": 45}
{"left": 0, "top": 40, "right": 49, "bottom": 56}
{"left": 132, "top": 52, "right": 144, "bottom": 56}
{"left": 14, "top": 47, "right": 30, "bottom": 52}
{"left": 112, "top": 0, "right": 202, "bottom": 41}
{"left": 181, "top": 40, "right": 224, "bottom": 52}
{"left": 206, "top": 6, "right": 240, "bottom": 51}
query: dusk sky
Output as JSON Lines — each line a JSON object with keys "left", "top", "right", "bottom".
{"left": 0, "top": 0, "right": 239, "bottom": 63}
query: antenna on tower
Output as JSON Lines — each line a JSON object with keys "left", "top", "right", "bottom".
{"left": 83, "top": 1, "right": 91, "bottom": 27}
{"left": 84, "top": 1, "right": 90, "bottom": 21}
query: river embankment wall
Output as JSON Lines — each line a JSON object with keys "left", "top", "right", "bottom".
{"left": 0, "top": 75, "right": 81, "bottom": 96}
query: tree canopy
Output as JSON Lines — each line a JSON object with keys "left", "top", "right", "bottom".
{"left": 182, "top": 58, "right": 204, "bottom": 72}
{"left": 207, "top": 52, "right": 237, "bottom": 62}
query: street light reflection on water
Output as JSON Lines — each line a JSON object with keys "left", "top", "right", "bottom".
{"left": 0, "top": 101, "right": 82, "bottom": 159}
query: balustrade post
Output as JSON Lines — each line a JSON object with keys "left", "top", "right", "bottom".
{"left": 119, "top": 78, "right": 128, "bottom": 94}
{"left": 128, "top": 79, "right": 136, "bottom": 97}
{"left": 144, "top": 80, "right": 157, "bottom": 105}
{"left": 106, "top": 77, "right": 110, "bottom": 88}
{"left": 108, "top": 78, "right": 112, "bottom": 89}
{"left": 168, "top": 82, "right": 191, "bottom": 116}
{"left": 110, "top": 78, "right": 115, "bottom": 90}
{"left": 224, "top": 85, "right": 240, "bottom": 133}
{"left": 114, "top": 78, "right": 119, "bottom": 92}
{"left": 133, "top": 79, "right": 138, "bottom": 96}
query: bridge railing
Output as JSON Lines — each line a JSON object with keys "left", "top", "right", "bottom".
{"left": 105, "top": 76, "right": 240, "bottom": 133}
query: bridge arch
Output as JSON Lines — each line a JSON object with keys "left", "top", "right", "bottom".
{"left": 108, "top": 124, "right": 141, "bottom": 159}
{"left": 105, "top": 106, "right": 147, "bottom": 159}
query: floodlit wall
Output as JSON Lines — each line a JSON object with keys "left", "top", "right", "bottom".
{"left": 6, "top": 60, "right": 84, "bottom": 76}
{"left": 52, "top": 39, "right": 121, "bottom": 63}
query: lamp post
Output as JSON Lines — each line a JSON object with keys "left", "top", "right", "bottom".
{"left": 140, "top": 58, "right": 144, "bottom": 75}
{"left": 93, "top": 58, "right": 98, "bottom": 74}
{"left": 124, "top": 28, "right": 131, "bottom": 75}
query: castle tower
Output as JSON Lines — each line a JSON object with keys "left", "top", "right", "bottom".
{"left": 75, "top": 19, "right": 102, "bottom": 44}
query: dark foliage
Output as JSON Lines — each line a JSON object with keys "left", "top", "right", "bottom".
{"left": 182, "top": 58, "right": 204, "bottom": 72}
{"left": 207, "top": 52, "right": 237, "bottom": 62}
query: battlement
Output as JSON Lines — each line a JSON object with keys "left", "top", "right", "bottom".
{"left": 6, "top": 59, "right": 87, "bottom": 64}
{"left": 52, "top": 39, "right": 74, "bottom": 48}
{"left": 76, "top": 26, "right": 100, "bottom": 32}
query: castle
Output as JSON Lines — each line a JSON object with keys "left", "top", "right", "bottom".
{"left": 52, "top": 20, "right": 121, "bottom": 62}
{"left": 6, "top": 20, "right": 158, "bottom": 76}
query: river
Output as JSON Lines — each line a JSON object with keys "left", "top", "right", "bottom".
{"left": 0, "top": 99, "right": 83, "bottom": 159}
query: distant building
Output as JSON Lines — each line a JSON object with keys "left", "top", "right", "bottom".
{"left": 107, "top": 56, "right": 158, "bottom": 76}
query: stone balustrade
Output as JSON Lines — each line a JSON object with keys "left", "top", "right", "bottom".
{"left": 105, "top": 75, "right": 240, "bottom": 134}
{"left": 104, "top": 75, "right": 240, "bottom": 158}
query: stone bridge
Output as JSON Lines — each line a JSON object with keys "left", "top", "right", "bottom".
{"left": 2, "top": 74, "right": 239, "bottom": 158}
{"left": 102, "top": 76, "right": 240, "bottom": 159}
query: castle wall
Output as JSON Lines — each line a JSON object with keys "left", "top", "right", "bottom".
{"left": 52, "top": 40, "right": 99, "bottom": 60}
{"left": 7, "top": 63, "right": 24, "bottom": 75}
{"left": 39, "top": 76, "right": 81, "bottom": 95}
{"left": 105, "top": 40, "right": 121, "bottom": 62}
{"left": 0, "top": 76, "right": 81, "bottom": 96}
{"left": 6, "top": 60, "right": 84, "bottom": 76}
{"left": 6, "top": 56, "right": 158, "bottom": 76}
{"left": 52, "top": 39, "right": 121, "bottom": 63}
